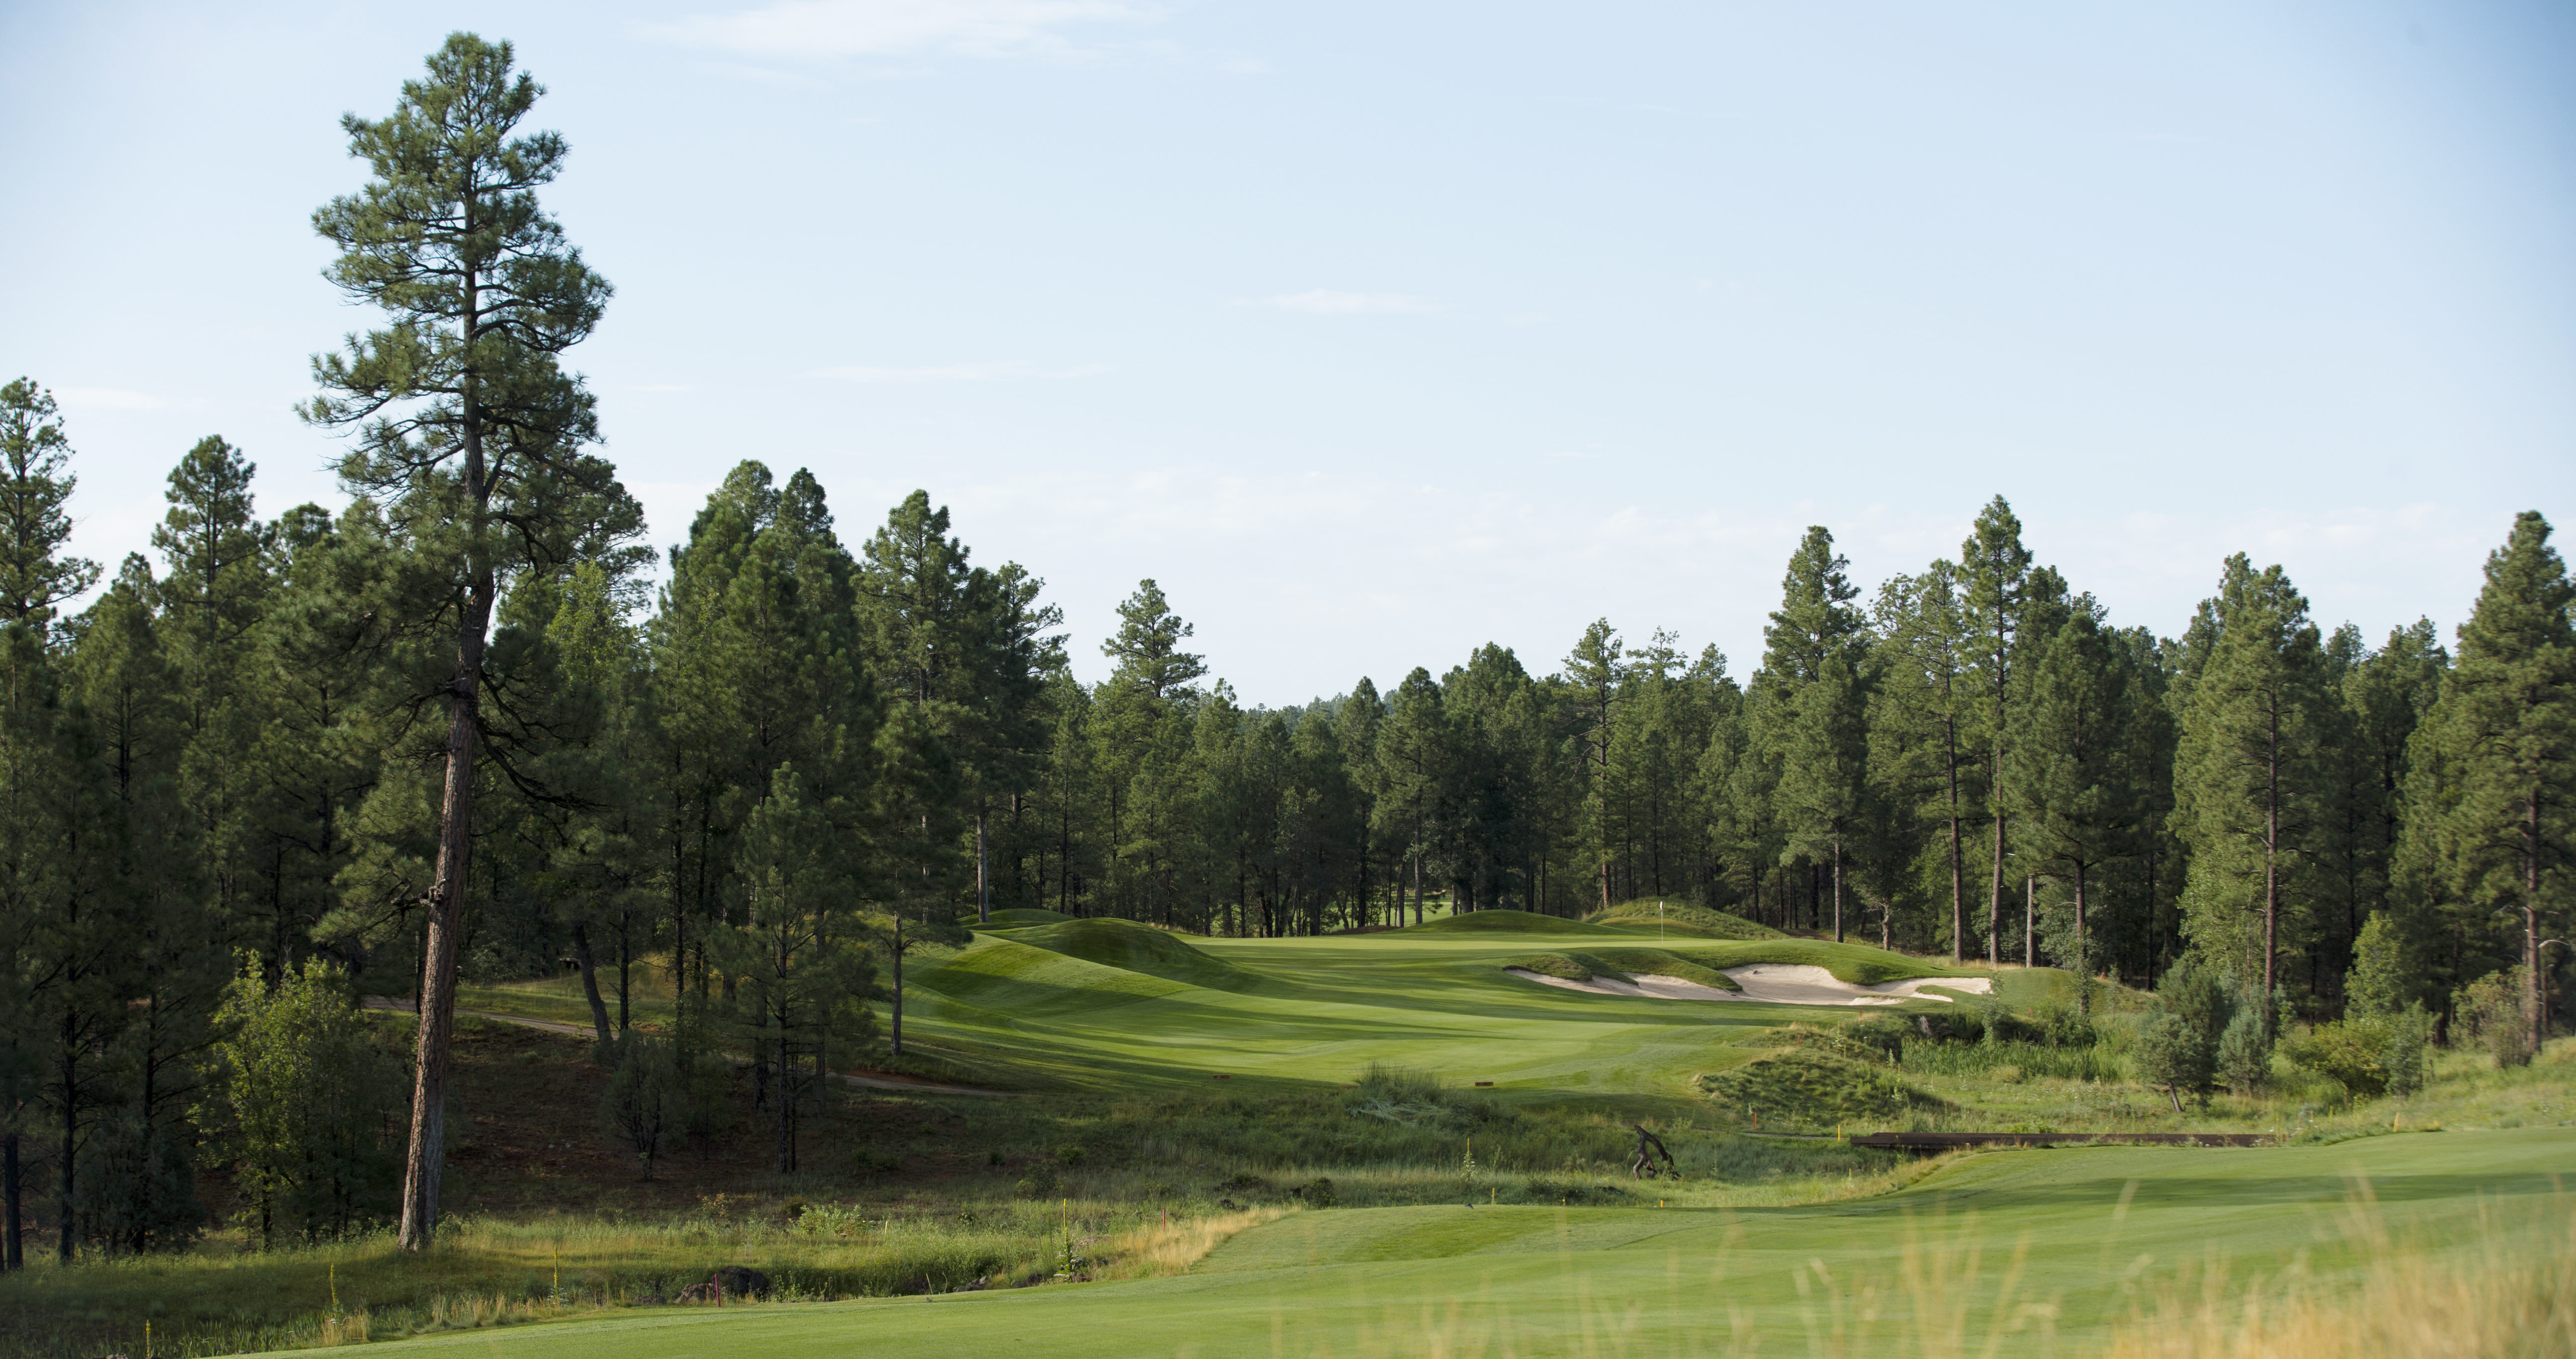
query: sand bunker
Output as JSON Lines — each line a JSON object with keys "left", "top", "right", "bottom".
{"left": 1506, "top": 963, "right": 1993, "bottom": 1008}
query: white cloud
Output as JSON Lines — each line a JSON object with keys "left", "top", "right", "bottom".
{"left": 644, "top": 0, "right": 1156, "bottom": 60}
{"left": 54, "top": 387, "right": 165, "bottom": 410}
{"left": 813, "top": 361, "right": 1110, "bottom": 383}
{"left": 1257, "top": 291, "right": 1439, "bottom": 315}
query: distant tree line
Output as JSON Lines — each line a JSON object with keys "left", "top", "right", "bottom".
{"left": 1, "top": 32, "right": 2568, "bottom": 1269}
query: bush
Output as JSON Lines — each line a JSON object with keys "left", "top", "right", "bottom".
{"left": 2456, "top": 968, "right": 2535, "bottom": 1069}
{"left": 2134, "top": 957, "right": 2231, "bottom": 1110}
{"left": 2032, "top": 1001, "right": 2098, "bottom": 1051}
{"left": 197, "top": 958, "right": 403, "bottom": 1247}
{"left": 599, "top": 1032, "right": 681, "bottom": 1179}
{"left": 2345, "top": 913, "right": 2413, "bottom": 1017}
{"left": 2285, "top": 1007, "right": 2434, "bottom": 1098}
{"left": 1697, "top": 1050, "right": 1946, "bottom": 1129}
{"left": 2216, "top": 1007, "right": 2273, "bottom": 1096}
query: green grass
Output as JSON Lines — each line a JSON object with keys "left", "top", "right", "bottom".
{"left": 902, "top": 926, "right": 1817, "bottom": 1097}
{"left": 1393, "top": 909, "right": 1633, "bottom": 936}
{"left": 12, "top": 910, "right": 2575, "bottom": 1359}
{"left": 1588, "top": 898, "right": 1789, "bottom": 940}
{"left": 994, "top": 918, "right": 1267, "bottom": 992}
{"left": 1657, "top": 938, "right": 1970, "bottom": 986}
{"left": 966, "top": 908, "right": 1077, "bottom": 929}
{"left": 224, "top": 1126, "right": 2576, "bottom": 1359}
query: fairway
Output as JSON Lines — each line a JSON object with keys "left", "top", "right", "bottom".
{"left": 900, "top": 922, "right": 2014, "bottom": 1096}
{"left": 285, "top": 1127, "right": 2575, "bottom": 1359}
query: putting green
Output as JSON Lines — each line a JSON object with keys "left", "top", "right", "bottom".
{"left": 905, "top": 928, "right": 1980, "bottom": 1096}
{"left": 303, "top": 1127, "right": 2575, "bottom": 1358}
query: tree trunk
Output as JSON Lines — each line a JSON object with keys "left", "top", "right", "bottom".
{"left": 616, "top": 909, "right": 631, "bottom": 1032}
{"left": 1, "top": 1129, "right": 18, "bottom": 1271}
{"left": 2024, "top": 875, "right": 2034, "bottom": 967}
{"left": 55, "top": 1025, "right": 75, "bottom": 1263}
{"left": 976, "top": 808, "right": 989, "bottom": 926}
{"left": 571, "top": 919, "right": 612, "bottom": 1050}
{"left": 1988, "top": 799, "right": 2005, "bottom": 968}
{"left": 1945, "top": 724, "right": 1965, "bottom": 962}
{"left": 891, "top": 917, "right": 904, "bottom": 1057}
{"left": 2073, "top": 863, "right": 2088, "bottom": 985}
{"left": 776, "top": 1020, "right": 794, "bottom": 1175}
{"left": 396, "top": 578, "right": 491, "bottom": 1253}
{"left": 1830, "top": 834, "right": 1844, "bottom": 943}
{"left": 2263, "top": 698, "right": 2280, "bottom": 1000}
{"left": 2530, "top": 789, "right": 2547, "bottom": 1056}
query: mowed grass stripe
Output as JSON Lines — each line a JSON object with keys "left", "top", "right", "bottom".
{"left": 907, "top": 930, "right": 1833, "bottom": 1094}
{"left": 277, "top": 1128, "right": 2576, "bottom": 1359}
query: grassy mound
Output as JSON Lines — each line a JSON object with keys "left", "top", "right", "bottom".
{"left": 910, "top": 936, "right": 1200, "bottom": 1016}
{"left": 1401, "top": 909, "right": 1629, "bottom": 936}
{"left": 1588, "top": 899, "right": 1787, "bottom": 940}
{"left": 1503, "top": 948, "right": 1741, "bottom": 991}
{"left": 1664, "top": 939, "right": 1964, "bottom": 987}
{"left": 968, "top": 907, "right": 1078, "bottom": 929}
{"left": 1698, "top": 1049, "right": 1947, "bottom": 1127}
{"left": 1005, "top": 917, "right": 1266, "bottom": 992}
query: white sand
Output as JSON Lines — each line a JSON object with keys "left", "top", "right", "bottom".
{"left": 1506, "top": 969, "right": 1743, "bottom": 1001}
{"left": 1505, "top": 963, "right": 1994, "bottom": 1008}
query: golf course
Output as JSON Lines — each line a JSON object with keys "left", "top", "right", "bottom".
{"left": 228, "top": 1126, "right": 2572, "bottom": 1359}
{"left": 14, "top": 908, "right": 2546, "bottom": 1359}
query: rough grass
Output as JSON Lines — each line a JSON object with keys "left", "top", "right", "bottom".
{"left": 0, "top": 1201, "right": 1290, "bottom": 1359}
{"left": 1698, "top": 1048, "right": 1950, "bottom": 1127}
{"left": 1588, "top": 898, "right": 1789, "bottom": 940}
{"left": 169, "top": 1130, "right": 2575, "bottom": 1359}
{"left": 52, "top": 923, "right": 2561, "bottom": 1359}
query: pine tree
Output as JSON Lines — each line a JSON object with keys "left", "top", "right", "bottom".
{"left": 712, "top": 764, "right": 874, "bottom": 1174}
{"left": 305, "top": 33, "right": 643, "bottom": 1250}
{"left": 2005, "top": 605, "right": 2140, "bottom": 984}
{"left": 1869, "top": 565, "right": 1977, "bottom": 958}
{"left": 1563, "top": 620, "right": 1625, "bottom": 915}
{"left": 1778, "top": 650, "right": 1869, "bottom": 941}
{"left": 1752, "top": 528, "right": 1867, "bottom": 936}
{"left": 2174, "top": 555, "right": 2332, "bottom": 1000}
{"left": 0, "top": 380, "right": 100, "bottom": 628}
{"left": 66, "top": 560, "right": 216, "bottom": 1256}
{"left": 2413, "top": 513, "right": 2576, "bottom": 1055}
{"left": 1959, "top": 498, "right": 2034, "bottom": 965}
{"left": 1376, "top": 668, "right": 1450, "bottom": 926}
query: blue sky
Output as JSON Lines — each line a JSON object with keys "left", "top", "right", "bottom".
{"left": 3, "top": 1, "right": 2570, "bottom": 700}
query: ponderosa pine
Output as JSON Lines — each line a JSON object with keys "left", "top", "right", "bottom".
{"left": 304, "top": 33, "right": 640, "bottom": 1251}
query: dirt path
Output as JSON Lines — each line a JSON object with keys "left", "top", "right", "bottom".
{"left": 361, "top": 998, "right": 1016, "bottom": 1096}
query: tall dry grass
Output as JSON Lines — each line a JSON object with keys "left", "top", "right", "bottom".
{"left": 2104, "top": 1205, "right": 2576, "bottom": 1359}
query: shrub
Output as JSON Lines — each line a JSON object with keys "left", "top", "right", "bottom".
{"left": 1841, "top": 1015, "right": 1911, "bottom": 1062}
{"left": 599, "top": 1032, "right": 681, "bottom": 1179}
{"left": 2216, "top": 1007, "right": 2273, "bottom": 1096}
{"left": 2284, "top": 1007, "right": 2434, "bottom": 1098}
{"left": 2134, "top": 957, "right": 2231, "bottom": 1110}
{"left": 197, "top": 958, "right": 403, "bottom": 1247}
{"left": 2032, "top": 1001, "right": 2098, "bottom": 1050}
{"left": 1698, "top": 1050, "right": 1946, "bottom": 1128}
{"left": 2345, "top": 913, "right": 2413, "bottom": 1018}
{"left": 2455, "top": 968, "right": 2534, "bottom": 1068}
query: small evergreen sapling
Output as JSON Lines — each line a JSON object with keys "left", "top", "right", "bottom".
{"left": 598, "top": 1033, "right": 680, "bottom": 1180}
{"left": 2135, "top": 957, "right": 2231, "bottom": 1112}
